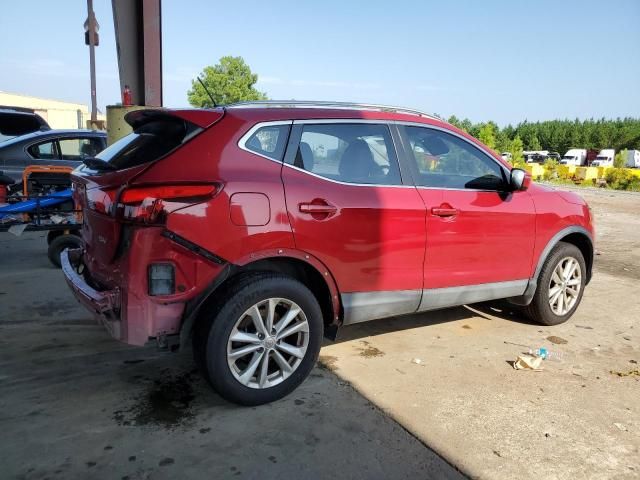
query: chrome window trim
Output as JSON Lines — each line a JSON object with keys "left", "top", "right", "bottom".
{"left": 285, "top": 119, "right": 409, "bottom": 188}
{"left": 237, "top": 120, "right": 293, "bottom": 164}
{"left": 392, "top": 120, "right": 511, "bottom": 185}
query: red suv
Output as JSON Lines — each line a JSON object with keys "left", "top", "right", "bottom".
{"left": 62, "top": 101, "right": 594, "bottom": 405}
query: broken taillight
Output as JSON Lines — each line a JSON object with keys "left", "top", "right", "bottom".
{"left": 117, "top": 183, "right": 219, "bottom": 224}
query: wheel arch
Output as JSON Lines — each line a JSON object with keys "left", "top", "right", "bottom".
{"left": 180, "top": 251, "right": 341, "bottom": 349}
{"left": 535, "top": 226, "right": 594, "bottom": 285}
{"left": 509, "top": 225, "right": 593, "bottom": 307}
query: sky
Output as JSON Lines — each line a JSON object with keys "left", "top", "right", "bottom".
{"left": 1, "top": 0, "right": 639, "bottom": 125}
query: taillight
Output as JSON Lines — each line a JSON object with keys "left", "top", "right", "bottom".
{"left": 117, "top": 183, "right": 219, "bottom": 224}
{"left": 120, "top": 184, "right": 217, "bottom": 204}
{"left": 86, "top": 188, "right": 117, "bottom": 214}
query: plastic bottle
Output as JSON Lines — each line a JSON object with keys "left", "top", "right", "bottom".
{"left": 529, "top": 348, "right": 564, "bottom": 361}
{"left": 122, "top": 85, "right": 132, "bottom": 106}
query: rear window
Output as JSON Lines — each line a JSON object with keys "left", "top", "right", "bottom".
{"left": 0, "top": 112, "right": 48, "bottom": 138}
{"left": 95, "top": 118, "right": 200, "bottom": 170}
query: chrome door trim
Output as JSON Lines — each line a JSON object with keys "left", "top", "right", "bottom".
{"left": 342, "top": 290, "right": 422, "bottom": 325}
{"left": 237, "top": 120, "right": 293, "bottom": 164}
{"left": 418, "top": 279, "right": 528, "bottom": 312}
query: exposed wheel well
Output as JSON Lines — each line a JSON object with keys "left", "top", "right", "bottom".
{"left": 559, "top": 233, "right": 593, "bottom": 283}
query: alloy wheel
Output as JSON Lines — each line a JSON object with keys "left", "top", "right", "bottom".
{"left": 226, "top": 298, "right": 309, "bottom": 389}
{"left": 548, "top": 256, "right": 582, "bottom": 316}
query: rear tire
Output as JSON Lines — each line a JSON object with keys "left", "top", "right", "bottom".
{"left": 47, "top": 233, "right": 83, "bottom": 268}
{"left": 524, "top": 242, "right": 586, "bottom": 326}
{"left": 194, "top": 273, "right": 323, "bottom": 406}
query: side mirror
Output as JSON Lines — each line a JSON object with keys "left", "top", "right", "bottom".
{"left": 510, "top": 168, "right": 531, "bottom": 191}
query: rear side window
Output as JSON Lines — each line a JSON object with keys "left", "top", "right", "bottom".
{"left": 243, "top": 124, "right": 290, "bottom": 161}
{"left": 95, "top": 118, "right": 200, "bottom": 170}
{"left": 28, "top": 140, "right": 58, "bottom": 160}
{"left": 59, "top": 137, "right": 104, "bottom": 160}
{"left": 288, "top": 123, "right": 401, "bottom": 186}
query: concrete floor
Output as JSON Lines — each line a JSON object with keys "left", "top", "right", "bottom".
{"left": 0, "top": 234, "right": 463, "bottom": 480}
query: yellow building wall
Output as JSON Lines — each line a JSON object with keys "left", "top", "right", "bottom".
{"left": 0, "top": 91, "right": 105, "bottom": 130}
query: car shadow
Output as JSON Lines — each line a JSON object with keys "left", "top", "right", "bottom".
{"left": 332, "top": 300, "right": 535, "bottom": 344}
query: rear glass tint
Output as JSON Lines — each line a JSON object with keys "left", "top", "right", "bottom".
{"left": 0, "top": 112, "right": 46, "bottom": 137}
{"left": 95, "top": 118, "right": 200, "bottom": 170}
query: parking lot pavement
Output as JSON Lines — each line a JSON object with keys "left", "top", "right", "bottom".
{"left": 0, "top": 233, "right": 463, "bottom": 480}
{"left": 321, "top": 187, "right": 640, "bottom": 480}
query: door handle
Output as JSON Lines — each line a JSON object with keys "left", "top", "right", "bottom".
{"left": 299, "top": 202, "right": 337, "bottom": 214}
{"left": 431, "top": 206, "right": 458, "bottom": 217}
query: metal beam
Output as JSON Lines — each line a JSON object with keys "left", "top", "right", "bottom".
{"left": 111, "top": 0, "right": 162, "bottom": 106}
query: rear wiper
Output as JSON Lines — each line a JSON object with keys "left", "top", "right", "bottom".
{"left": 82, "top": 157, "right": 116, "bottom": 171}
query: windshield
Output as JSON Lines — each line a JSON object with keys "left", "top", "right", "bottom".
{"left": 562, "top": 156, "right": 576, "bottom": 160}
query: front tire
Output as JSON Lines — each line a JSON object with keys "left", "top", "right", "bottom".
{"left": 195, "top": 273, "right": 323, "bottom": 406}
{"left": 525, "top": 242, "right": 586, "bottom": 326}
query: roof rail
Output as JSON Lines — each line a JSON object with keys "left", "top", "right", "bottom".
{"left": 226, "top": 100, "right": 441, "bottom": 120}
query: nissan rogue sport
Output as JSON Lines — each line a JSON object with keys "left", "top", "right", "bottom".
{"left": 62, "top": 101, "right": 594, "bottom": 405}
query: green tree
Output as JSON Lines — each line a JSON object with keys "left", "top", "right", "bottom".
{"left": 447, "top": 115, "right": 462, "bottom": 129}
{"left": 509, "top": 135, "right": 525, "bottom": 167}
{"left": 478, "top": 123, "right": 496, "bottom": 149}
{"left": 614, "top": 149, "right": 628, "bottom": 168}
{"left": 459, "top": 118, "right": 473, "bottom": 134}
{"left": 528, "top": 135, "right": 542, "bottom": 151}
{"left": 188, "top": 56, "right": 268, "bottom": 107}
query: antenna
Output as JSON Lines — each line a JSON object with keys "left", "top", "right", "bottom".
{"left": 197, "top": 76, "right": 216, "bottom": 107}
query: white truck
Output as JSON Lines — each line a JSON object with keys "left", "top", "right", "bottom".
{"left": 626, "top": 150, "right": 640, "bottom": 168}
{"left": 591, "top": 149, "right": 615, "bottom": 167}
{"left": 524, "top": 150, "right": 549, "bottom": 163}
{"left": 560, "top": 148, "right": 587, "bottom": 166}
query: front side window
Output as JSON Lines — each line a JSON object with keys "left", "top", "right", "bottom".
{"left": 27, "top": 140, "right": 58, "bottom": 160}
{"left": 403, "top": 126, "right": 506, "bottom": 190}
{"left": 59, "top": 137, "right": 104, "bottom": 160}
{"left": 244, "top": 124, "right": 290, "bottom": 161}
{"left": 290, "top": 123, "right": 401, "bottom": 186}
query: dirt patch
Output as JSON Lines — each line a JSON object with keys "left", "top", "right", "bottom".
{"left": 355, "top": 341, "right": 385, "bottom": 358}
{"left": 318, "top": 355, "right": 339, "bottom": 371}
{"left": 113, "top": 370, "right": 196, "bottom": 429}
{"left": 610, "top": 369, "right": 639, "bottom": 377}
{"left": 546, "top": 336, "right": 568, "bottom": 345}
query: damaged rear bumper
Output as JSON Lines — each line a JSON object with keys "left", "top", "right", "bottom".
{"left": 61, "top": 248, "right": 124, "bottom": 340}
